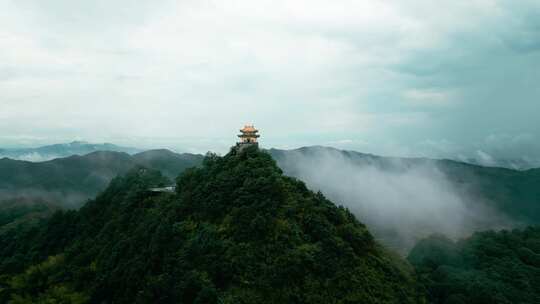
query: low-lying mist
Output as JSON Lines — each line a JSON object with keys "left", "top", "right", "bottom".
{"left": 0, "top": 189, "right": 90, "bottom": 210}
{"left": 0, "top": 152, "right": 59, "bottom": 162}
{"left": 273, "top": 147, "right": 514, "bottom": 252}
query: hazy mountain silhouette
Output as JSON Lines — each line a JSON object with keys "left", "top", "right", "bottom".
{"left": 0, "top": 141, "right": 141, "bottom": 162}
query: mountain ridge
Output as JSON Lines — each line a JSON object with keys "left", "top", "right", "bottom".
{"left": 272, "top": 145, "right": 539, "bottom": 171}
{"left": 0, "top": 149, "right": 203, "bottom": 208}
{"left": 1, "top": 145, "right": 538, "bottom": 252}
{"left": 0, "top": 146, "right": 423, "bottom": 303}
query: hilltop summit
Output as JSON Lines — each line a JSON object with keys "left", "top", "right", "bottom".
{"left": 0, "top": 146, "right": 422, "bottom": 303}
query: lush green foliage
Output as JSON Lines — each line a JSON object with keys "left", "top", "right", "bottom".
{"left": 408, "top": 227, "right": 540, "bottom": 304}
{"left": 0, "top": 198, "right": 60, "bottom": 277}
{"left": 0, "top": 147, "right": 421, "bottom": 303}
{"left": 0, "top": 199, "right": 58, "bottom": 231}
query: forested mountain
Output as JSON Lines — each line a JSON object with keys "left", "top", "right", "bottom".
{"left": 1, "top": 144, "right": 539, "bottom": 253}
{"left": 0, "top": 145, "right": 538, "bottom": 303}
{"left": 2, "top": 144, "right": 538, "bottom": 225}
{"left": 0, "top": 146, "right": 423, "bottom": 303}
{"left": 0, "top": 150, "right": 203, "bottom": 208}
{"left": 0, "top": 141, "right": 140, "bottom": 162}
{"left": 408, "top": 227, "right": 540, "bottom": 304}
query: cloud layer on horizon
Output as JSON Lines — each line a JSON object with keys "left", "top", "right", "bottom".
{"left": 1, "top": 0, "right": 539, "bottom": 160}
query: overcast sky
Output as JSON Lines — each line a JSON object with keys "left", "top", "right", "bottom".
{"left": 1, "top": 0, "right": 539, "bottom": 161}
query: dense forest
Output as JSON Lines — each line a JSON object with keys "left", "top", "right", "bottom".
{"left": 0, "top": 198, "right": 58, "bottom": 235}
{"left": 408, "top": 228, "right": 540, "bottom": 304}
{"left": 0, "top": 146, "right": 422, "bottom": 303}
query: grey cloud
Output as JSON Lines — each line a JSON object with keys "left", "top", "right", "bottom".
{"left": 0, "top": 0, "right": 539, "bottom": 163}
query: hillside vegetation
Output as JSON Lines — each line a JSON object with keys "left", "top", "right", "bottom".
{"left": 0, "top": 198, "right": 59, "bottom": 235}
{"left": 408, "top": 227, "right": 540, "bottom": 304}
{"left": 0, "top": 146, "right": 422, "bottom": 303}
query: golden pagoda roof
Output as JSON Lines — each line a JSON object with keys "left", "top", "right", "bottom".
{"left": 240, "top": 125, "right": 258, "bottom": 132}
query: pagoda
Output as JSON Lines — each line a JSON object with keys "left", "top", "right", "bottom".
{"left": 237, "top": 124, "right": 260, "bottom": 148}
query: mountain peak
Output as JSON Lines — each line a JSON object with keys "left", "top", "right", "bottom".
{"left": 1, "top": 146, "right": 421, "bottom": 303}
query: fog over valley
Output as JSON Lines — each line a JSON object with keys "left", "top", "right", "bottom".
{"left": 270, "top": 147, "right": 517, "bottom": 251}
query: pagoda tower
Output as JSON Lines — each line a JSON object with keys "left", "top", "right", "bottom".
{"left": 237, "top": 124, "right": 260, "bottom": 148}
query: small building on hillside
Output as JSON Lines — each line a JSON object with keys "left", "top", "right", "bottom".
{"left": 148, "top": 186, "right": 176, "bottom": 193}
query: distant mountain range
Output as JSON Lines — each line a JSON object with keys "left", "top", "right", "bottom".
{"left": 459, "top": 156, "right": 540, "bottom": 170}
{"left": 0, "top": 141, "right": 141, "bottom": 161}
{"left": 2, "top": 141, "right": 537, "bottom": 170}
{"left": 0, "top": 149, "right": 203, "bottom": 208}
